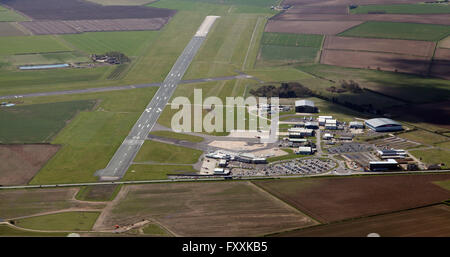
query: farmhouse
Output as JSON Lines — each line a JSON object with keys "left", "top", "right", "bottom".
{"left": 365, "top": 118, "right": 403, "bottom": 132}
{"left": 295, "top": 100, "right": 318, "bottom": 113}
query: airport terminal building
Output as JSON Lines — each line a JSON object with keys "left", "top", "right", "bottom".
{"left": 365, "top": 118, "right": 403, "bottom": 132}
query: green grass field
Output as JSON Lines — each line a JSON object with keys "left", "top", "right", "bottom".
{"left": 123, "top": 164, "right": 198, "bottom": 180}
{"left": 0, "top": 35, "right": 72, "bottom": 55}
{"left": 61, "top": 31, "right": 159, "bottom": 57}
{"left": 0, "top": 224, "right": 67, "bottom": 236}
{"left": 29, "top": 87, "right": 158, "bottom": 184}
{"left": 150, "top": 130, "right": 205, "bottom": 142}
{"left": 75, "top": 185, "right": 122, "bottom": 201}
{"left": 0, "top": 23, "right": 28, "bottom": 36}
{"left": 14, "top": 212, "right": 100, "bottom": 231}
{"left": 86, "top": 0, "right": 156, "bottom": 5}
{"left": 0, "top": 100, "right": 95, "bottom": 143}
{"left": 134, "top": 140, "right": 203, "bottom": 164}
{"left": 398, "top": 130, "right": 449, "bottom": 146}
{"left": 433, "top": 180, "right": 450, "bottom": 191}
{"left": 0, "top": 6, "right": 29, "bottom": 22}
{"left": 261, "top": 33, "right": 323, "bottom": 48}
{"left": 6, "top": 52, "right": 89, "bottom": 66}
{"left": 350, "top": 3, "right": 450, "bottom": 14}
{"left": 260, "top": 45, "right": 319, "bottom": 62}
{"left": 339, "top": 21, "right": 450, "bottom": 41}
{"left": 142, "top": 223, "right": 168, "bottom": 236}
{"left": 410, "top": 149, "right": 450, "bottom": 169}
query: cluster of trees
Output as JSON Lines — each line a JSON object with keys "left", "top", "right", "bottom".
{"left": 105, "top": 51, "right": 130, "bottom": 63}
{"left": 250, "top": 82, "right": 312, "bottom": 98}
{"left": 327, "top": 80, "right": 363, "bottom": 94}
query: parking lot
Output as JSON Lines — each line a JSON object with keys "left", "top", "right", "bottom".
{"left": 231, "top": 158, "right": 336, "bottom": 177}
{"left": 328, "top": 143, "right": 374, "bottom": 154}
{"left": 371, "top": 136, "right": 420, "bottom": 149}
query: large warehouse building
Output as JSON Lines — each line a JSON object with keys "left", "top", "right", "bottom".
{"left": 295, "top": 100, "right": 318, "bottom": 113}
{"left": 365, "top": 118, "right": 403, "bottom": 132}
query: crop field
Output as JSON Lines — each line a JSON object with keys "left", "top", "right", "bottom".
{"left": 5, "top": 51, "right": 89, "bottom": 66}
{"left": 0, "top": 144, "right": 60, "bottom": 186}
{"left": 134, "top": 140, "right": 203, "bottom": 164}
{"left": 21, "top": 18, "right": 170, "bottom": 35}
{"left": 0, "top": 4, "right": 28, "bottom": 22}
{"left": 0, "top": 35, "right": 71, "bottom": 55}
{"left": 123, "top": 164, "right": 198, "bottom": 180}
{"left": 0, "top": 100, "right": 95, "bottom": 143}
{"left": 61, "top": 31, "right": 159, "bottom": 57}
{"left": 350, "top": 4, "right": 450, "bottom": 14}
{"left": 0, "top": 188, "right": 105, "bottom": 219}
{"left": 0, "top": 224, "right": 68, "bottom": 236}
{"left": 14, "top": 211, "right": 100, "bottom": 231}
{"left": 410, "top": 149, "right": 450, "bottom": 169}
{"left": 95, "top": 182, "right": 317, "bottom": 236}
{"left": 261, "top": 33, "right": 323, "bottom": 48}
{"left": 320, "top": 49, "right": 431, "bottom": 75}
{"left": 296, "top": 64, "right": 450, "bottom": 104}
{"left": 260, "top": 45, "right": 320, "bottom": 63}
{"left": 86, "top": 0, "right": 157, "bottom": 5}
{"left": 254, "top": 173, "right": 450, "bottom": 223}
{"left": 0, "top": 22, "right": 28, "bottom": 36}
{"left": 274, "top": 205, "right": 450, "bottom": 237}
{"left": 265, "top": 20, "right": 364, "bottom": 35}
{"left": 323, "top": 36, "right": 435, "bottom": 57}
{"left": 339, "top": 21, "right": 450, "bottom": 41}
{"left": 76, "top": 185, "right": 121, "bottom": 201}
{"left": 440, "top": 36, "right": 450, "bottom": 48}
{"left": 2, "top": 0, "right": 176, "bottom": 20}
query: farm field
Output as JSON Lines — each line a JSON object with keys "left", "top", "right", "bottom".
{"left": 0, "top": 224, "right": 67, "bottom": 236}
{"left": 6, "top": 52, "right": 89, "bottom": 66}
{"left": 322, "top": 36, "right": 435, "bottom": 57}
{"left": 0, "top": 144, "right": 60, "bottom": 186}
{"left": 320, "top": 49, "right": 431, "bottom": 75}
{"left": 0, "top": 4, "right": 29, "bottom": 22}
{"left": 273, "top": 205, "right": 450, "bottom": 237}
{"left": 440, "top": 36, "right": 450, "bottom": 48}
{"left": 0, "top": 22, "right": 28, "bottom": 36}
{"left": 254, "top": 173, "right": 450, "bottom": 223}
{"left": 122, "top": 164, "right": 198, "bottom": 181}
{"left": 265, "top": 20, "right": 364, "bottom": 35}
{"left": 149, "top": 130, "right": 204, "bottom": 143}
{"left": 94, "top": 182, "right": 317, "bottom": 236}
{"left": 0, "top": 100, "right": 95, "bottom": 143}
{"left": 0, "top": 35, "right": 71, "bottom": 55}
{"left": 75, "top": 185, "right": 121, "bottom": 201}
{"left": 61, "top": 31, "right": 159, "bottom": 57}
{"left": 0, "top": 187, "right": 105, "bottom": 219}
{"left": 339, "top": 21, "right": 450, "bottom": 41}
{"left": 350, "top": 4, "right": 450, "bottom": 14}
{"left": 14, "top": 211, "right": 100, "bottom": 231}
{"left": 134, "top": 140, "right": 203, "bottom": 164}
{"left": 84, "top": 0, "right": 157, "bottom": 6}
{"left": 261, "top": 33, "right": 323, "bottom": 48}
{"left": 296, "top": 64, "right": 450, "bottom": 104}
{"left": 2, "top": 0, "right": 176, "bottom": 20}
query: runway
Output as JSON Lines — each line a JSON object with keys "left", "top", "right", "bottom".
{"left": 95, "top": 16, "right": 220, "bottom": 180}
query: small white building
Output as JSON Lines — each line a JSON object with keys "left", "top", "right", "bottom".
{"left": 325, "top": 119, "right": 337, "bottom": 130}
{"left": 318, "top": 116, "right": 333, "bottom": 126}
{"left": 323, "top": 133, "right": 333, "bottom": 140}
{"left": 297, "top": 146, "right": 313, "bottom": 155}
{"left": 349, "top": 121, "right": 364, "bottom": 129}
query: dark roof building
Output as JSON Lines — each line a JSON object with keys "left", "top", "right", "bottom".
{"left": 365, "top": 118, "right": 403, "bottom": 132}
{"left": 295, "top": 100, "right": 318, "bottom": 113}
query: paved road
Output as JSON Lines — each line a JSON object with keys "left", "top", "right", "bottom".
{"left": 95, "top": 23, "right": 214, "bottom": 180}
{"left": 0, "top": 74, "right": 252, "bottom": 101}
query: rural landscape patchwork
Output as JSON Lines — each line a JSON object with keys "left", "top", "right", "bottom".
{"left": 0, "top": 0, "right": 449, "bottom": 239}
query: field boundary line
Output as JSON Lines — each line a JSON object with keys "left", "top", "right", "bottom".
{"left": 242, "top": 16, "right": 261, "bottom": 71}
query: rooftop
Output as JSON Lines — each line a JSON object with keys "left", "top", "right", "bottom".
{"left": 295, "top": 99, "right": 315, "bottom": 107}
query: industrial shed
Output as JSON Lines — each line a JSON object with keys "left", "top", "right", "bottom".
{"left": 295, "top": 100, "right": 318, "bottom": 113}
{"left": 365, "top": 118, "right": 403, "bottom": 132}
